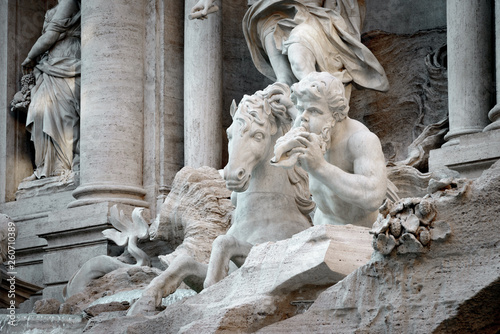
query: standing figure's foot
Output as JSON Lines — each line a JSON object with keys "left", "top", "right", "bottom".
{"left": 22, "top": 173, "right": 38, "bottom": 182}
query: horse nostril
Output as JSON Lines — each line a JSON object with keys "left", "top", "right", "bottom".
{"left": 236, "top": 168, "right": 246, "bottom": 180}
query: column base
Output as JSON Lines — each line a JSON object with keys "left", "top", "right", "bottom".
{"left": 429, "top": 129, "right": 500, "bottom": 178}
{"left": 442, "top": 126, "right": 485, "bottom": 147}
{"left": 484, "top": 104, "right": 500, "bottom": 132}
{"left": 68, "top": 183, "right": 149, "bottom": 208}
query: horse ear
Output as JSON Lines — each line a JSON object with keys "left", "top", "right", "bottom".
{"left": 263, "top": 98, "right": 272, "bottom": 116}
{"left": 230, "top": 99, "right": 237, "bottom": 118}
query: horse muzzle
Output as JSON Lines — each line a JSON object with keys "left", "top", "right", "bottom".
{"left": 224, "top": 166, "right": 250, "bottom": 192}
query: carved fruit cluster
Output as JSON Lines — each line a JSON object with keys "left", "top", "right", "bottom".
{"left": 370, "top": 197, "right": 450, "bottom": 255}
{"left": 11, "top": 73, "right": 36, "bottom": 112}
{"left": 21, "top": 72, "right": 36, "bottom": 93}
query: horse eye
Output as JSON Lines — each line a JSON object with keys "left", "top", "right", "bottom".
{"left": 253, "top": 132, "right": 264, "bottom": 141}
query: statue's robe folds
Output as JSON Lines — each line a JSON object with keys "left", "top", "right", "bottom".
{"left": 27, "top": 9, "right": 81, "bottom": 178}
{"left": 243, "top": 0, "right": 389, "bottom": 91}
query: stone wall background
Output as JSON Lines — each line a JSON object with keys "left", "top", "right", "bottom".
{"left": 364, "top": 0, "right": 446, "bottom": 34}
{"left": 350, "top": 29, "right": 448, "bottom": 163}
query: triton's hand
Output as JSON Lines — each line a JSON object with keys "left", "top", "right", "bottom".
{"left": 290, "top": 132, "right": 326, "bottom": 172}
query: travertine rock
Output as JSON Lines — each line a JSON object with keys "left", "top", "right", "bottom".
{"left": 60, "top": 266, "right": 161, "bottom": 315}
{"left": 84, "top": 225, "right": 373, "bottom": 333}
{"left": 257, "top": 160, "right": 500, "bottom": 333}
{"left": 372, "top": 233, "right": 396, "bottom": 255}
{"left": 350, "top": 29, "right": 447, "bottom": 164}
{"left": 84, "top": 301, "right": 130, "bottom": 318}
{"left": 397, "top": 233, "right": 424, "bottom": 254}
{"left": 33, "top": 298, "right": 61, "bottom": 315}
{"left": 430, "top": 221, "right": 452, "bottom": 241}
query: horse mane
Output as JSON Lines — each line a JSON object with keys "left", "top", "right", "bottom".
{"left": 236, "top": 83, "right": 316, "bottom": 216}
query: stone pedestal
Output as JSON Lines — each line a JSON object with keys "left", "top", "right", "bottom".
{"left": 429, "top": 130, "right": 500, "bottom": 178}
{"left": 183, "top": 0, "right": 223, "bottom": 168}
{"left": 69, "top": 0, "right": 148, "bottom": 208}
{"left": 444, "top": 0, "right": 494, "bottom": 146}
{"left": 0, "top": 190, "right": 74, "bottom": 312}
{"left": 38, "top": 202, "right": 129, "bottom": 301}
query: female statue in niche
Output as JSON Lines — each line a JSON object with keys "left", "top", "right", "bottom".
{"left": 21, "top": 0, "right": 81, "bottom": 181}
{"left": 191, "top": 0, "right": 389, "bottom": 99}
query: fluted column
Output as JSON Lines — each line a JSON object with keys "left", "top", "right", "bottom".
{"left": 484, "top": 0, "right": 500, "bottom": 132}
{"left": 444, "top": 0, "right": 494, "bottom": 146}
{"left": 69, "top": 0, "right": 148, "bottom": 208}
{"left": 183, "top": 0, "right": 223, "bottom": 168}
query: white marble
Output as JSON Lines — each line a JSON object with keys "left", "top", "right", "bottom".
{"left": 276, "top": 72, "right": 387, "bottom": 227}
{"left": 204, "top": 82, "right": 315, "bottom": 287}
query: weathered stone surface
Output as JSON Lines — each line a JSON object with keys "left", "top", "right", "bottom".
{"left": 256, "top": 161, "right": 500, "bottom": 333}
{"left": 84, "top": 301, "right": 130, "bottom": 318}
{"left": 0, "top": 314, "right": 86, "bottom": 334}
{"left": 33, "top": 298, "right": 61, "bottom": 315}
{"left": 363, "top": 1, "right": 446, "bottom": 34}
{"left": 401, "top": 214, "right": 420, "bottom": 234}
{"left": 397, "top": 233, "right": 424, "bottom": 254}
{"left": 15, "top": 173, "right": 78, "bottom": 200}
{"left": 387, "top": 165, "right": 433, "bottom": 198}
{"left": 430, "top": 221, "right": 452, "bottom": 241}
{"left": 60, "top": 266, "right": 161, "bottom": 315}
{"left": 351, "top": 29, "right": 447, "bottom": 164}
{"left": 372, "top": 233, "right": 396, "bottom": 255}
{"left": 84, "top": 225, "right": 373, "bottom": 333}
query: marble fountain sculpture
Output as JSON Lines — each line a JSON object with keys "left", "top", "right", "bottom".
{"left": 272, "top": 71, "right": 388, "bottom": 227}
{"left": 60, "top": 76, "right": 381, "bottom": 323}
{"left": 127, "top": 82, "right": 316, "bottom": 315}
{"left": 59, "top": 0, "right": 392, "bottom": 326}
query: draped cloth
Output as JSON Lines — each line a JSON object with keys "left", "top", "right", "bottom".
{"left": 26, "top": 8, "right": 81, "bottom": 178}
{"left": 243, "top": 0, "right": 389, "bottom": 91}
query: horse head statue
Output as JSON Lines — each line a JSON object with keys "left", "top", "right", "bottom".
{"left": 224, "top": 82, "right": 293, "bottom": 190}
{"left": 224, "top": 82, "right": 314, "bottom": 216}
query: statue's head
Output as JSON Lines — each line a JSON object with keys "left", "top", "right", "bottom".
{"left": 224, "top": 82, "right": 294, "bottom": 191}
{"left": 291, "top": 71, "right": 349, "bottom": 124}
